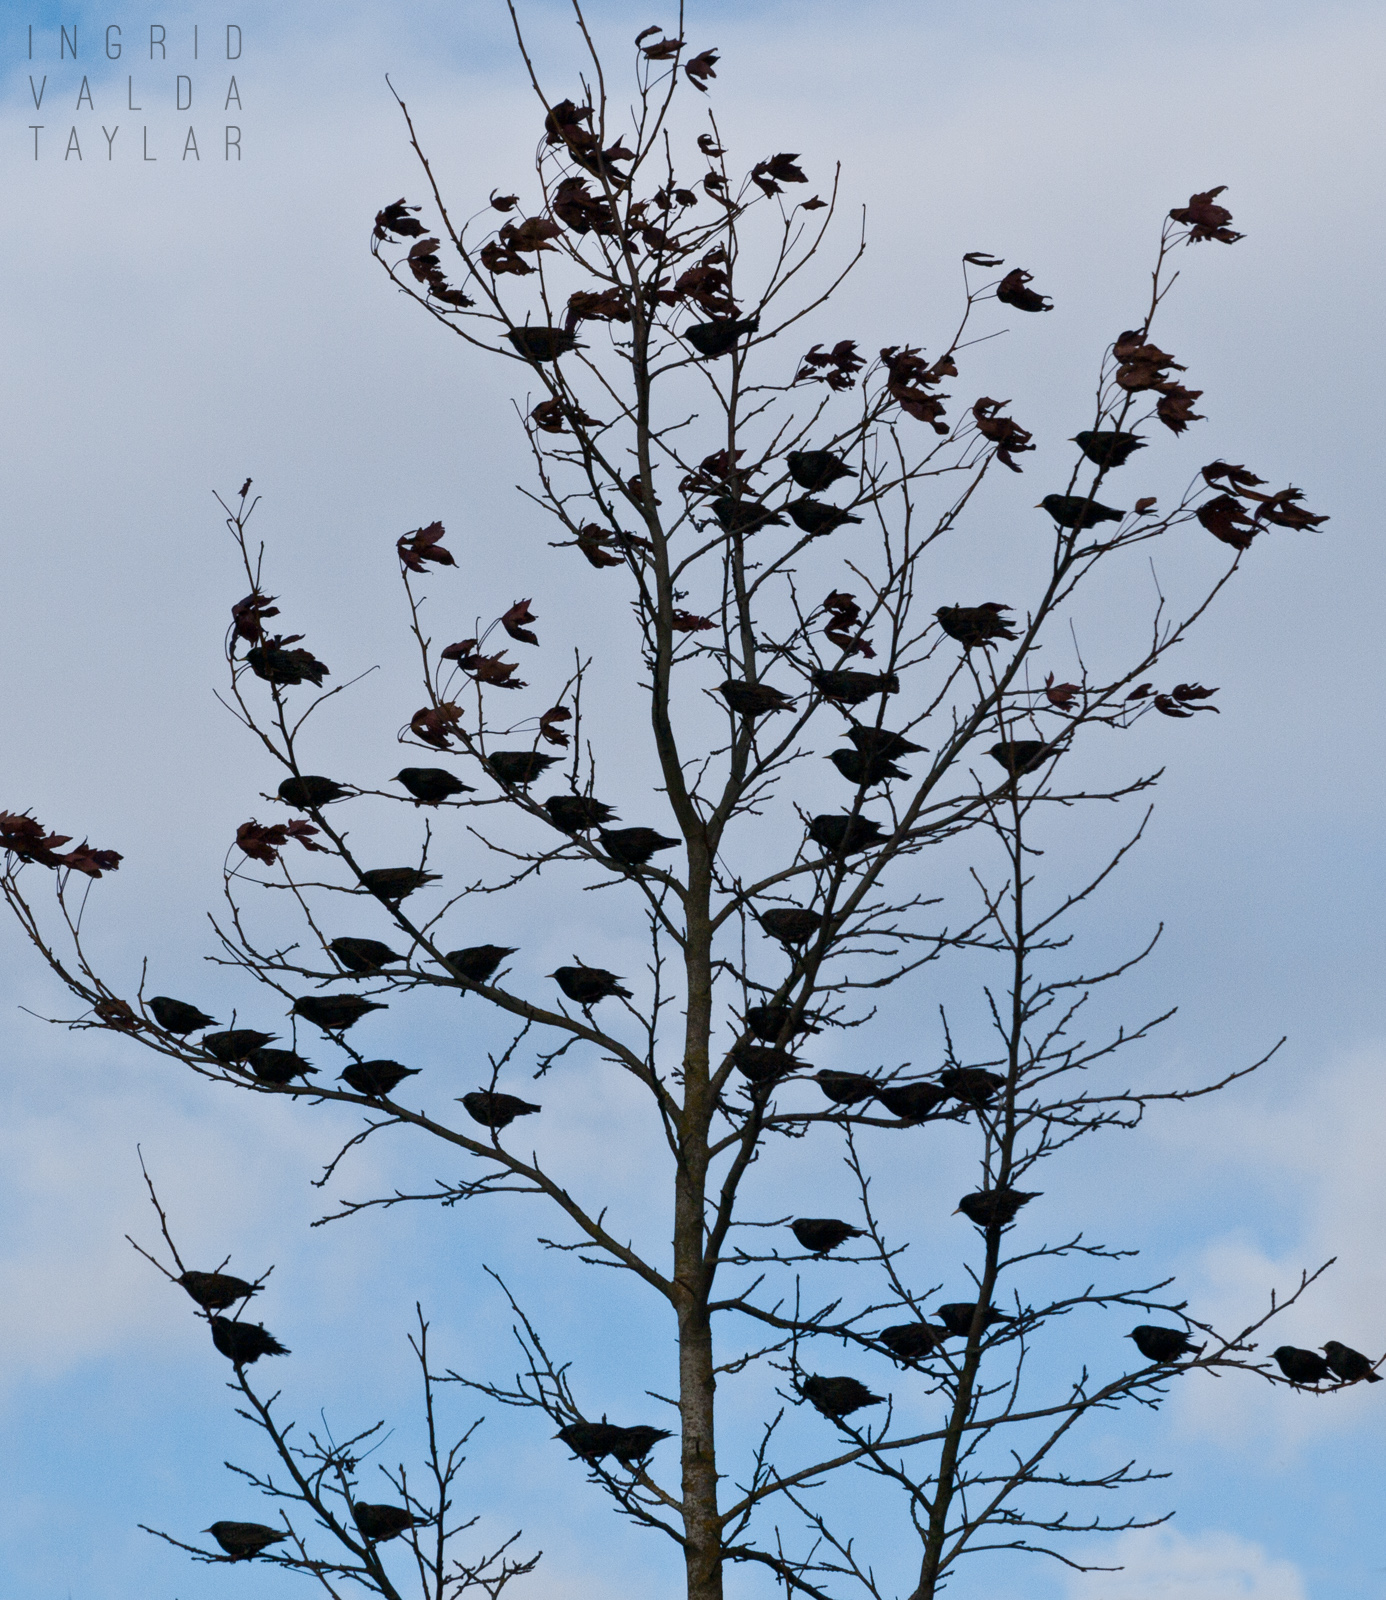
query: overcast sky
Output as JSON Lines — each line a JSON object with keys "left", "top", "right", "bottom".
{"left": 2, "top": 2, "right": 1384, "bottom": 1597}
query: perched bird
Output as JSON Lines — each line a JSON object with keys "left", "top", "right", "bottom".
{"left": 1038, "top": 493, "right": 1125, "bottom": 529}
{"left": 361, "top": 867, "right": 441, "bottom": 903}
{"left": 787, "top": 498, "right": 863, "bottom": 536}
{"left": 544, "top": 794, "right": 618, "bottom": 832}
{"left": 552, "top": 965, "right": 632, "bottom": 1004}
{"left": 800, "top": 1375, "right": 884, "bottom": 1418}
{"left": 811, "top": 669, "right": 900, "bottom": 705}
{"left": 747, "top": 1005, "right": 820, "bottom": 1043}
{"left": 719, "top": 679, "right": 796, "bottom": 717}
{"left": 393, "top": 767, "right": 473, "bottom": 805}
{"left": 148, "top": 996, "right": 217, "bottom": 1035}
{"left": 814, "top": 1069, "right": 879, "bottom": 1105}
{"left": 732, "top": 1044, "right": 804, "bottom": 1085}
{"left": 444, "top": 945, "right": 516, "bottom": 984}
{"left": 609, "top": 1424, "right": 673, "bottom": 1463}
{"left": 760, "top": 907, "right": 823, "bottom": 945}
{"left": 277, "top": 775, "right": 347, "bottom": 810}
{"left": 988, "top": 740, "right": 1050, "bottom": 777}
{"left": 341, "top": 1060, "right": 420, "bottom": 1097}
{"left": 685, "top": 315, "right": 760, "bottom": 358}
{"left": 598, "top": 827, "right": 680, "bottom": 866}
{"left": 1322, "top": 1341, "right": 1382, "bottom": 1384}
{"left": 1128, "top": 1325, "right": 1202, "bottom": 1364}
{"left": 557, "top": 1420, "right": 622, "bottom": 1461}
{"left": 461, "top": 1090, "right": 541, "bottom": 1129}
{"left": 786, "top": 450, "right": 854, "bottom": 494}
{"left": 935, "top": 603, "right": 1018, "bottom": 651}
{"left": 879, "top": 1322, "right": 949, "bottom": 1362}
{"left": 847, "top": 724, "right": 926, "bottom": 762}
{"left": 292, "top": 994, "right": 387, "bottom": 1032}
{"left": 956, "top": 1189, "right": 1040, "bottom": 1228}
{"left": 203, "top": 1029, "right": 277, "bottom": 1064}
{"left": 248, "top": 1047, "right": 318, "bottom": 1085}
{"left": 808, "top": 813, "right": 886, "bottom": 854}
{"left": 936, "top": 1303, "right": 1016, "bottom": 1338}
{"left": 484, "top": 750, "right": 560, "bottom": 786}
{"left": 1272, "top": 1345, "right": 1330, "bottom": 1386}
{"left": 709, "top": 497, "right": 786, "bottom": 534}
{"left": 178, "top": 1271, "right": 260, "bottom": 1312}
{"left": 211, "top": 1316, "right": 290, "bottom": 1365}
{"left": 330, "top": 937, "right": 406, "bottom": 974}
{"left": 1072, "top": 430, "right": 1146, "bottom": 469}
{"left": 828, "top": 748, "right": 908, "bottom": 787}
{"left": 506, "top": 325, "right": 578, "bottom": 362}
{"left": 352, "top": 1503, "right": 420, "bottom": 1543}
{"left": 205, "top": 1521, "right": 289, "bottom": 1559}
{"left": 938, "top": 1067, "right": 1006, "bottom": 1107}
{"left": 791, "top": 1217, "right": 866, "bottom": 1254}
{"left": 875, "top": 1081, "right": 948, "bottom": 1122}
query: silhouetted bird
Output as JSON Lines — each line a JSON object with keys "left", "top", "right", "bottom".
{"left": 829, "top": 748, "right": 908, "bottom": 786}
{"left": 361, "top": 867, "right": 441, "bottom": 902}
{"left": 1072, "top": 430, "right": 1146, "bottom": 469}
{"left": 484, "top": 751, "right": 560, "bottom": 786}
{"left": 957, "top": 1189, "right": 1040, "bottom": 1227}
{"left": 1038, "top": 493, "right": 1124, "bottom": 529}
{"left": 847, "top": 724, "right": 925, "bottom": 762}
{"left": 178, "top": 1271, "right": 260, "bottom": 1311}
{"left": 938, "top": 1067, "right": 1006, "bottom": 1107}
{"left": 341, "top": 1060, "right": 420, "bottom": 1097}
{"left": 205, "top": 1521, "right": 288, "bottom": 1559}
{"left": 506, "top": 325, "right": 578, "bottom": 362}
{"left": 552, "top": 965, "right": 631, "bottom": 1004}
{"left": 444, "top": 945, "right": 516, "bottom": 984}
{"left": 278, "top": 775, "right": 347, "bottom": 810}
{"left": 544, "top": 794, "right": 619, "bottom": 832}
{"left": 811, "top": 669, "right": 900, "bottom": 705}
{"left": 1272, "top": 1345, "right": 1330, "bottom": 1386}
{"left": 461, "top": 1090, "right": 541, "bottom": 1129}
{"left": 204, "top": 1029, "right": 277, "bottom": 1064}
{"left": 791, "top": 1218, "right": 866, "bottom": 1254}
{"left": 292, "top": 995, "right": 387, "bottom": 1032}
{"left": 710, "top": 497, "right": 786, "bottom": 534}
{"left": 987, "top": 740, "right": 1050, "bottom": 777}
{"left": 352, "top": 1503, "right": 420, "bottom": 1543}
{"left": 248, "top": 1047, "right": 318, "bottom": 1085}
{"left": 557, "top": 1421, "right": 622, "bottom": 1461}
{"left": 599, "top": 827, "right": 679, "bottom": 866}
{"left": 211, "top": 1316, "right": 289, "bottom": 1365}
{"left": 760, "top": 907, "right": 823, "bottom": 945}
{"left": 879, "top": 1323, "right": 949, "bottom": 1362}
{"left": 330, "top": 937, "right": 406, "bottom": 974}
{"left": 788, "top": 498, "right": 863, "bottom": 535}
{"left": 808, "top": 814, "right": 886, "bottom": 854}
{"left": 719, "top": 679, "right": 797, "bottom": 717}
{"left": 800, "top": 1375, "right": 884, "bottom": 1418}
{"left": 875, "top": 1081, "right": 948, "bottom": 1122}
{"left": 733, "top": 1043, "right": 804, "bottom": 1084}
{"left": 393, "top": 767, "right": 473, "bottom": 805}
{"left": 148, "top": 996, "right": 217, "bottom": 1035}
{"left": 786, "top": 450, "right": 854, "bottom": 493}
{"left": 1128, "top": 1325, "right": 1202, "bottom": 1364}
{"left": 935, "top": 604, "right": 1018, "bottom": 651}
{"left": 685, "top": 316, "right": 759, "bottom": 358}
{"left": 1322, "top": 1341, "right": 1382, "bottom": 1384}
{"left": 936, "top": 1303, "right": 1015, "bottom": 1338}
{"left": 815, "top": 1069, "right": 878, "bottom": 1105}
{"left": 747, "top": 1005, "right": 820, "bottom": 1042}
{"left": 609, "top": 1425, "right": 673, "bottom": 1463}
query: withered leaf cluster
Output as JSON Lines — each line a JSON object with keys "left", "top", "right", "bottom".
{"left": 750, "top": 152, "right": 807, "bottom": 196}
{"left": 236, "top": 818, "right": 325, "bottom": 866}
{"left": 230, "top": 590, "right": 279, "bottom": 643}
{"left": 822, "top": 591, "right": 875, "bottom": 658}
{"left": 398, "top": 521, "right": 455, "bottom": 573}
{"left": 795, "top": 340, "right": 864, "bottom": 391}
{"left": 399, "top": 230, "right": 474, "bottom": 309}
{"left": 1196, "top": 460, "right": 1328, "bottom": 550}
{"left": 995, "top": 268, "right": 1052, "bottom": 313}
{"left": 0, "top": 811, "right": 122, "bottom": 877}
{"left": 1169, "top": 185, "right": 1244, "bottom": 245}
{"left": 880, "top": 346, "right": 955, "bottom": 433}
{"left": 971, "top": 397, "right": 1035, "bottom": 472}
{"left": 1112, "top": 330, "right": 1204, "bottom": 435}
{"left": 1126, "top": 681, "right": 1220, "bottom": 718}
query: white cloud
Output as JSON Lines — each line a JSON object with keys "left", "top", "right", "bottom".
{"left": 1066, "top": 1526, "right": 1305, "bottom": 1599}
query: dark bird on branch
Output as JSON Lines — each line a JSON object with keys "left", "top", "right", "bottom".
{"left": 205, "top": 1522, "right": 288, "bottom": 1559}
{"left": 1128, "top": 1325, "right": 1203, "bottom": 1364}
{"left": 786, "top": 450, "right": 853, "bottom": 493}
{"left": 211, "top": 1316, "right": 289, "bottom": 1366}
{"left": 709, "top": 497, "right": 786, "bottom": 534}
{"left": 760, "top": 907, "right": 823, "bottom": 945}
{"left": 544, "top": 794, "right": 619, "bottom": 832}
{"left": 444, "top": 945, "right": 516, "bottom": 984}
{"left": 936, "top": 1302, "right": 1016, "bottom": 1338}
{"left": 557, "top": 1420, "right": 622, "bottom": 1461}
{"left": 788, "top": 498, "right": 863, "bottom": 535}
{"left": 330, "top": 937, "right": 406, "bottom": 974}
{"left": 732, "top": 1043, "right": 804, "bottom": 1085}
{"left": 935, "top": 603, "right": 1018, "bottom": 650}
{"left": 292, "top": 994, "right": 387, "bottom": 1032}
{"left": 956, "top": 1188, "right": 1040, "bottom": 1227}
{"left": 248, "top": 1047, "right": 318, "bottom": 1085}
{"left": 815, "top": 1069, "right": 879, "bottom": 1105}
{"left": 685, "top": 316, "right": 759, "bottom": 358}
{"left": 506, "top": 326, "right": 579, "bottom": 362}
{"left": 1073, "top": 430, "right": 1146, "bottom": 469}
{"left": 352, "top": 1503, "right": 420, "bottom": 1543}
{"left": 808, "top": 813, "right": 887, "bottom": 854}
{"left": 461, "top": 1090, "right": 541, "bottom": 1129}
{"left": 988, "top": 740, "right": 1050, "bottom": 777}
{"left": 552, "top": 965, "right": 631, "bottom": 1004}
{"left": 277, "top": 775, "right": 348, "bottom": 810}
{"left": 484, "top": 750, "right": 561, "bottom": 786}
{"left": 719, "top": 679, "right": 796, "bottom": 717}
{"left": 361, "top": 867, "right": 441, "bottom": 903}
{"left": 393, "top": 767, "right": 474, "bottom": 805}
{"left": 609, "top": 1424, "right": 674, "bottom": 1463}
{"left": 1038, "top": 493, "right": 1125, "bottom": 529}
{"left": 747, "top": 1005, "right": 820, "bottom": 1042}
{"left": 791, "top": 1217, "right": 866, "bottom": 1254}
{"left": 341, "top": 1059, "right": 420, "bottom": 1097}
{"left": 875, "top": 1081, "right": 949, "bottom": 1122}
{"left": 598, "top": 827, "right": 680, "bottom": 866}
{"left": 1272, "top": 1345, "right": 1330, "bottom": 1386}
{"left": 847, "top": 724, "right": 926, "bottom": 761}
{"left": 879, "top": 1322, "right": 949, "bottom": 1362}
{"left": 800, "top": 1375, "right": 884, "bottom": 1418}
{"left": 938, "top": 1066, "right": 1007, "bottom": 1107}
{"left": 178, "top": 1271, "right": 260, "bottom": 1311}
{"left": 811, "top": 669, "right": 900, "bottom": 705}
{"left": 148, "top": 996, "right": 217, "bottom": 1035}
{"left": 1322, "top": 1341, "right": 1382, "bottom": 1384}
{"left": 203, "top": 1029, "right": 277, "bottom": 1064}
{"left": 828, "top": 748, "right": 909, "bottom": 787}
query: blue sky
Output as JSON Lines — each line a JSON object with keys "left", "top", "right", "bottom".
{"left": 1, "top": 2, "right": 1384, "bottom": 1597}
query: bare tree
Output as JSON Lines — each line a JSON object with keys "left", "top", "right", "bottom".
{"left": 2, "top": 8, "right": 1356, "bottom": 1600}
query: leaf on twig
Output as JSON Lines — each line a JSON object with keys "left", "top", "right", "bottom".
{"left": 539, "top": 705, "right": 572, "bottom": 747}
{"left": 398, "top": 521, "right": 455, "bottom": 572}
{"left": 500, "top": 600, "right": 540, "bottom": 647}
